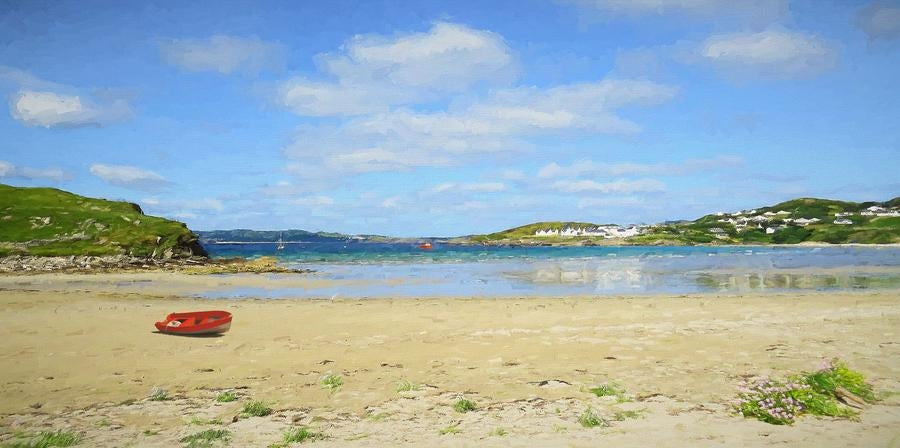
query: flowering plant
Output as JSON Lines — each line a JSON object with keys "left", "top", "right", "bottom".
{"left": 735, "top": 358, "right": 873, "bottom": 425}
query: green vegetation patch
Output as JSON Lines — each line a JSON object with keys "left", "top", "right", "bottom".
{"left": 589, "top": 383, "right": 630, "bottom": 402}
{"left": 735, "top": 358, "right": 876, "bottom": 425}
{"left": 320, "top": 374, "right": 343, "bottom": 391}
{"left": 452, "top": 398, "right": 477, "bottom": 413}
{"left": 240, "top": 401, "right": 273, "bottom": 418}
{"left": 438, "top": 424, "right": 461, "bottom": 435}
{"left": 1, "top": 430, "right": 81, "bottom": 448}
{"left": 396, "top": 380, "right": 422, "bottom": 393}
{"left": 148, "top": 388, "right": 170, "bottom": 401}
{"left": 268, "top": 426, "right": 324, "bottom": 447}
{"left": 578, "top": 408, "right": 607, "bottom": 428}
{"left": 215, "top": 391, "right": 237, "bottom": 403}
{"left": 179, "top": 429, "right": 230, "bottom": 448}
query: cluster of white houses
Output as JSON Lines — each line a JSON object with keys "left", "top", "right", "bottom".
{"left": 531, "top": 205, "right": 897, "bottom": 240}
{"left": 533, "top": 225, "right": 644, "bottom": 238}
{"left": 712, "top": 205, "right": 900, "bottom": 236}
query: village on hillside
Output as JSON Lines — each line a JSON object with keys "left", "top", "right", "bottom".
{"left": 528, "top": 204, "right": 900, "bottom": 241}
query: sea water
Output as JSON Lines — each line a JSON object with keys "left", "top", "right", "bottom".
{"left": 200, "top": 242, "right": 900, "bottom": 298}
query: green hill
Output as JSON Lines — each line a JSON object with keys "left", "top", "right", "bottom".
{"left": 472, "top": 221, "right": 606, "bottom": 242}
{"left": 470, "top": 197, "right": 900, "bottom": 245}
{"left": 0, "top": 184, "right": 206, "bottom": 258}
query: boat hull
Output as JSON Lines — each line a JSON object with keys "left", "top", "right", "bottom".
{"left": 154, "top": 310, "right": 232, "bottom": 336}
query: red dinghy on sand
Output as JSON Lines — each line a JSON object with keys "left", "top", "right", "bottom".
{"left": 155, "top": 310, "right": 232, "bottom": 335}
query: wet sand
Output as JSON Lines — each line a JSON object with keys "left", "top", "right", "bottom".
{"left": 0, "top": 274, "right": 898, "bottom": 446}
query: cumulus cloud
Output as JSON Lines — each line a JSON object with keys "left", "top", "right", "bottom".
{"left": 561, "top": 0, "right": 788, "bottom": 25}
{"left": 537, "top": 155, "right": 743, "bottom": 178}
{"left": 550, "top": 178, "right": 665, "bottom": 194}
{"left": 284, "top": 78, "right": 678, "bottom": 176}
{"left": 1, "top": 67, "right": 134, "bottom": 128}
{"left": 160, "top": 35, "right": 285, "bottom": 75}
{"left": 10, "top": 90, "right": 132, "bottom": 128}
{"left": 275, "top": 22, "right": 517, "bottom": 116}
{"left": 0, "top": 160, "right": 70, "bottom": 181}
{"left": 698, "top": 30, "right": 837, "bottom": 79}
{"left": 90, "top": 164, "right": 170, "bottom": 192}
{"left": 857, "top": 1, "right": 900, "bottom": 40}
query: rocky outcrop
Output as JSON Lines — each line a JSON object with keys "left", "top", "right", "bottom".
{"left": 0, "top": 255, "right": 209, "bottom": 273}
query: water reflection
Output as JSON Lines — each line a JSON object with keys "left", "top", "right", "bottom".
{"left": 692, "top": 272, "right": 900, "bottom": 292}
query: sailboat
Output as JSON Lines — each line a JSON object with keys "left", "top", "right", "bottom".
{"left": 276, "top": 233, "right": 285, "bottom": 251}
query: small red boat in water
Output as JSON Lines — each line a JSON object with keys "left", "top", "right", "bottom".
{"left": 418, "top": 242, "right": 433, "bottom": 250}
{"left": 155, "top": 310, "right": 232, "bottom": 335}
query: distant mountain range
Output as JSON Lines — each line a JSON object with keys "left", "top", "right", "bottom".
{"left": 196, "top": 229, "right": 359, "bottom": 243}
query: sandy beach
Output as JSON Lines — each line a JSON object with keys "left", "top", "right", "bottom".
{"left": 0, "top": 274, "right": 898, "bottom": 447}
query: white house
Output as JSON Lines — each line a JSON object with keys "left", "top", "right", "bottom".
{"left": 833, "top": 218, "right": 853, "bottom": 225}
{"left": 792, "top": 218, "right": 821, "bottom": 226}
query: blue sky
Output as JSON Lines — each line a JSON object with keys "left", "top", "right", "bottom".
{"left": 1, "top": 0, "right": 899, "bottom": 236}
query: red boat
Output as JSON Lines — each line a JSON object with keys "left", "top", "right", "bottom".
{"left": 155, "top": 310, "right": 232, "bottom": 335}
{"left": 418, "top": 242, "right": 433, "bottom": 250}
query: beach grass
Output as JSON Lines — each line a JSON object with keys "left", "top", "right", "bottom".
{"left": 578, "top": 408, "right": 607, "bottom": 428}
{"left": 320, "top": 374, "right": 343, "bottom": 391}
{"left": 438, "top": 424, "right": 461, "bottom": 435}
{"left": 268, "top": 426, "right": 324, "bottom": 446}
{"left": 179, "top": 429, "right": 230, "bottom": 448}
{"left": 188, "top": 417, "right": 222, "bottom": 426}
{"left": 240, "top": 401, "right": 273, "bottom": 418}
{"left": 148, "top": 388, "right": 170, "bottom": 401}
{"left": 589, "top": 383, "right": 629, "bottom": 402}
{"left": 452, "top": 398, "right": 476, "bottom": 413}
{"left": 396, "top": 380, "right": 422, "bottom": 393}
{"left": 612, "top": 409, "right": 645, "bottom": 421}
{"left": 1, "top": 430, "right": 81, "bottom": 448}
{"left": 489, "top": 427, "right": 508, "bottom": 437}
{"left": 215, "top": 391, "right": 237, "bottom": 403}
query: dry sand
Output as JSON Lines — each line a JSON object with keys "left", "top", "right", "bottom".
{"left": 0, "top": 274, "right": 898, "bottom": 446}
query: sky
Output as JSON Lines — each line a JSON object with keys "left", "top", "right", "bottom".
{"left": 1, "top": 0, "right": 899, "bottom": 237}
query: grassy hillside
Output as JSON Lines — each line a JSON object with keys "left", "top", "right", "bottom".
{"left": 470, "top": 197, "right": 900, "bottom": 245}
{"left": 472, "top": 221, "right": 605, "bottom": 242}
{"left": 0, "top": 184, "right": 206, "bottom": 258}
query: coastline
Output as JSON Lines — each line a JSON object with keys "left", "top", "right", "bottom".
{"left": 1, "top": 278, "right": 898, "bottom": 446}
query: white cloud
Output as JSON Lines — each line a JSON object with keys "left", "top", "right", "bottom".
{"left": 550, "top": 178, "right": 665, "bottom": 194}
{"left": 10, "top": 90, "right": 132, "bottom": 128}
{"left": 89, "top": 164, "right": 170, "bottom": 192}
{"left": 425, "top": 182, "right": 507, "bottom": 195}
{"left": 290, "top": 196, "right": 334, "bottom": 207}
{"left": 857, "top": 1, "right": 900, "bottom": 40}
{"left": 699, "top": 30, "right": 837, "bottom": 79}
{"left": 284, "top": 78, "right": 678, "bottom": 177}
{"left": 160, "top": 35, "right": 285, "bottom": 75}
{"left": 0, "top": 160, "right": 70, "bottom": 181}
{"left": 275, "top": 22, "right": 517, "bottom": 116}
{"left": 561, "top": 0, "right": 788, "bottom": 24}
{"left": 537, "top": 155, "right": 743, "bottom": 178}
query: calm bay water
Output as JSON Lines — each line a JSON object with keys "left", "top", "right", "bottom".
{"left": 201, "top": 242, "right": 900, "bottom": 298}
